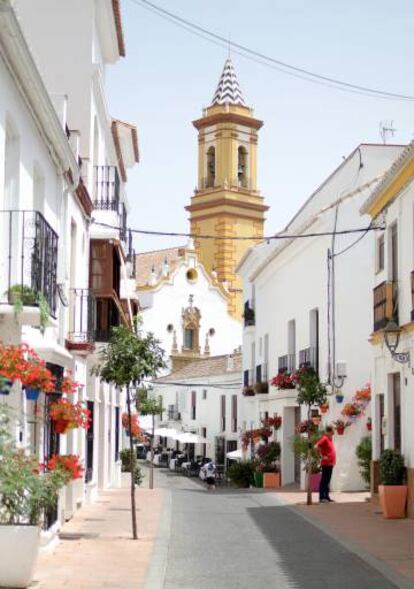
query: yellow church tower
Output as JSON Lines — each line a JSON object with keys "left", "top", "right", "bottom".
{"left": 186, "top": 58, "right": 268, "bottom": 319}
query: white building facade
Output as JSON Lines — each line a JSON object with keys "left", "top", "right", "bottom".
{"left": 0, "top": 0, "right": 138, "bottom": 538}
{"left": 238, "top": 144, "right": 405, "bottom": 492}
{"left": 361, "top": 141, "right": 414, "bottom": 517}
{"left": 136, "top": 242, "right": 242, "bottom": 370}
{"left": 152, "top": 353, "right": 242, "bottom": 464}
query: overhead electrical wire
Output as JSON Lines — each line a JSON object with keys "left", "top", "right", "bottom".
{"left": 129, "top": 0, "right": 414, "bottom": 102}
{"left": 92, "top": 219, "right": 384, "bottom": 241}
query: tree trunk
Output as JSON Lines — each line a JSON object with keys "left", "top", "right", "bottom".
{"left": 306, "top": 405, "right": 312, "bottom": 506}
{"left": 149, "top": 412, "right": 154, "bottom": 489}
{"left": 126, "top": 385, "right": 138, "bottom": 539}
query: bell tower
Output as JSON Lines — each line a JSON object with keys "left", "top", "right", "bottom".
{"left": 186, "top": 58, "right": 268, "bottom": 319}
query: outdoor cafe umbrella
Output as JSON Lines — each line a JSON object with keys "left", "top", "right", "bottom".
{"left": 176, "top": 432, "right": 208, "bottom": 444}
{"left": 226, "top": 448, "right": 243, "bottom": 460}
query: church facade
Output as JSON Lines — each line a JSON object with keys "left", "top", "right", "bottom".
{"left": 135, "top": 58, "right": 267, "bottom": 364}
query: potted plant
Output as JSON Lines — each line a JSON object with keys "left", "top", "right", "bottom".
{"left": 366, "top": 417, "right": 372, "bottom": 432}
{"left": 0, "top": 409, "right": 68, "bottom": 588}
{"left": 292, "top": 432, "right": 322, "bottom": 492}
{"left": 319, "top": 402, "right": 329, "bottom": 414}
{"left": 253, "top": 463, "right": 264, "bottom": 488}
{"left": 22, "top": 359, "right": 55, "bottom": 401}
{"left": 264, "top": 415, "right": 282, "bottom": 431}
{"left": 49, "top": 399, "right": 91, "bottom": 434}
{"left": 46, "top": 454, "right": 84, "bottom": 482}
{"left": 335, "top": 391, "right": 344, "bottom": 403}
{"left": 254, "top": 381, "right": 269, "bottom": 394}
{"left": 270, "top": 372, "right": 296, "bottom": 390}
{"left": 333, "top": 419, "right": 347, "bottom": 435}
{"left": 341, "top": 402, "right": 362, "bottom": 421}
{"left": 242, "top": 385, "right": 255, "bottom": 397}
{"left": 379, "top": 449, "right": 407, "bottom": 519}
{"left": 6, "top": 286, "right": 50, "bottom": 333}
{"left": 256, "top": 442, "right": 281, "bottom": 488}
{"left": 227, "top": 461, "right": 255, "bottom": 488}
{"left": 355, "top": 436, "right": 372, "bottom": 490}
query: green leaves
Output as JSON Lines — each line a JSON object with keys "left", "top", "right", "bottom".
{"left": 295, "top": 368, "right": 328, "bottom": 408}
{"left": 91, "top": 320, "right": 166, "bottom": 388}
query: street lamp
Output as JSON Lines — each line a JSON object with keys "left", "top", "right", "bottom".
{"left": 383, "top": 320, "right": 409, "bottom": 364}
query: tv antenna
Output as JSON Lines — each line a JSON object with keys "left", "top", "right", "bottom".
{"left": 379, "top": 120, "right": 396, "bottom": 144}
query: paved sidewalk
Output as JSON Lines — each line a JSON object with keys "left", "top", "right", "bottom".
{"left": 273, "top": 487, "right": 414, "bottom": 587}
{"left": 32, "top": 470, "right": 164, "bottom": 589}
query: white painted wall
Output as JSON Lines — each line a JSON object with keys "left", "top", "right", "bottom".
{"left": 239, "top": 144, "right": 405, "bottom": 491}
{"left": 368, "top": 158, "right": 414, "bottom": 469}
{"left": 140, "top": 253, "right": 242, "bottom": 362}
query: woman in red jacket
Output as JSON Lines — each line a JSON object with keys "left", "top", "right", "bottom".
{"left": 315, "top": 425, "right": 336, "bottom": 503}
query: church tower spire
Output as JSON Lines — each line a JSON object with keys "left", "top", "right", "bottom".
{"left": 186, "top": 58, "right": 268, "bottom": 319}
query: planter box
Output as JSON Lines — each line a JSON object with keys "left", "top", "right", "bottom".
{"left": 0, "top": 525, "right": 40, "bottom": 587}
{"left": 263, "top": 472, "right": 281, "bottom": 489}
{"left": 254, "top": 382, "right": 269, "bottom": 394}
{"left": 379, "top": 485, "right": 408, "bottom": 519}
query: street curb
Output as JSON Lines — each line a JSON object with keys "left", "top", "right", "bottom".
{"left": 281, "top": 499, "right": 412, "bottom": 589}
{"left": 143, "top": 486, "right": 172, "bottom": 589}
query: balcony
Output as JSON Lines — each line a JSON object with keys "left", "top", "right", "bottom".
{"left": 95, "top": 297, "right": 122, "bottom": 342}
{"left": 243, "top": 300, "right": 255, "bottom": 327}
{"left": 373, "top": 281, "right": 397, "bottom": 332}
{"left": 66, "top": 289, "right": 96, "bottom": 352}
{"left": 254, "top": 363, "right": 269, "bottom": 394}
{"left": 94, "top": 165, "right": 120, "bottom": 211}
{"left": 242, "top": 369, "right": 255, "bottom": 396}
{"left": 167, "top": 405, "right": 181, "bottom": 421}
{"left": 278, "top": 354, "right": 295, "bottom": 374}
{"left": 0, "top": 210, "right": 58, "bottom": 317}
{"left": 299, "top": 346, "right": 319, "bottom": 374}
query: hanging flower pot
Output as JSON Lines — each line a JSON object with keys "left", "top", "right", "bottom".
{"left": 367, "top": 418, "right": 372, "bottom": 432}
{"left": 319, "top": 403, "right": 329, "bottom": 414}
{"left": 335, "top": 393, "right": 344, "bottom": 403}
{"left": 53, "top": 419, "right": 70, "bottom": 434}
{"left": 336, "top": 426, "right": 345, "bottom": 435}
{"left": 0, "top": 377, "right": 12, "bottom": 395}
{"left": 24, "top": 387, "right": 40, "bottom": 401}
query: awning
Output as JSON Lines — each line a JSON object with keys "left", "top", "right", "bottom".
{"left": 226, "top": 448, "right": 243, "bottom": 460}
{"left": 176, "top": 432, "right": 208, "bottom": 444}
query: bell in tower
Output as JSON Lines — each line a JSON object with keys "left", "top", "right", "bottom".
{"left": 186, "top": 58, "right": 268, "bottom": 319}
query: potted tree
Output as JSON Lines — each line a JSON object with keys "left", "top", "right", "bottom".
{"left": 0, "top": 409, "right": 67, "bottom": 588}
{"left": 256, "top": 441, "right": 281, "bottom": 488}
{"left": 378, "top": 449, "right": 407, "bottom": 519}
{"left": 295, "top": 367, "right": 327, "bottom": 505}
{"left": 92, "top": 319, "right": 165, "bottom": 539}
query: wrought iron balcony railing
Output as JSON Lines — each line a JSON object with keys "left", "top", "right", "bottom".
{"left": 94, "top": 165, "right": 120, "bottom": 210}
{"left": 0, "top": 210, "right": 58, "bottom": 316}
{"left": 67, "top": 288, "right": 96, "bottom": 345}
{"left": 299, "top": 346, "right": 319, "bottom": 374}
{"left": 243, "top": 300, "right": 255, "bottom": 327}
{"left": 278, "top": 353, "right": 296, "bottom": 374}
{"left": 373, "top": 281, "right": 397, "bottom": 331}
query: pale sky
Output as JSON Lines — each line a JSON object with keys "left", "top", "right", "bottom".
{"left": 107, "top": 0, "right": 414, "bottom": 252}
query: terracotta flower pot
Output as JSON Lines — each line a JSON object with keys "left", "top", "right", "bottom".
{"left": 263, "top": 472, "right": 281, "bottom": 489}
{"left": 379, "top": 485, "right": 407, "bottom": 519}
{"left": 336, "top": 427, "right": 345, "bottom": 436}
{"left": 320, "top": 404, "right": 329, "bottom": 414}
{"left": 53, "top": 419, "right": 70, "bottom": 434}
